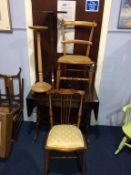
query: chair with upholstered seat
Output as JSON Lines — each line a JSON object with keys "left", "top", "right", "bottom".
{"left": 56, "top": 20, "right": 97, "bottom": 94}
{"left": 115, "top": 104, "right": 131, "bottom": 155}
{"left": 44, "top": 89, "right": 87, "bottom": 174}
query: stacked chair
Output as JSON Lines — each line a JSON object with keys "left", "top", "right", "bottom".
{"left": 0, "top": 68, "right": 24, "bottom": 158}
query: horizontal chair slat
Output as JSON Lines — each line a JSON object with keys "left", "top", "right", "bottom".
{"left": 63, "top": 21, "right": 97, "bottom": 27}
{"left": 66, "top": 68, "right": 89, "bottom": 72}
{"left": 62, "top": 40, "right": 92, "bottom": 45}
{"left": 60, "top": 77, "right": 89, "bottom": 81}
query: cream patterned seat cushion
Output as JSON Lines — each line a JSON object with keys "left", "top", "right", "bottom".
{"left": 46, "top": 124, "right": 85, "bottom": 150}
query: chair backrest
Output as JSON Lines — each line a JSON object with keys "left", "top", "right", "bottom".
{"left": 0, "top": 68, "right": 24, "bottom": 112}
{"left": 122, "top": 104, "right": 131, "bottom": 124}
{"left": 48, "top": 89, "right": 85, "bottom": 128}
{"left": 61, "top": 20, "right": 97, "bottom": 57}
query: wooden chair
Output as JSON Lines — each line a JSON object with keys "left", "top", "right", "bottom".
{"left": 44, "top": 89, "right": 87, "bottom": 175}
{"left": 115, "top": 104, "right": 131, "bottom": 155}
{"left": 56, "top": 20, "right": 97, "bottom": 94}
{"left": 0, "top": 68, "right": 24, "bottom": 140}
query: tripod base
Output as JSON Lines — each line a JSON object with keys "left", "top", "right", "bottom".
{"left": 31, "top": 81, "right": 52, "bottom": 93}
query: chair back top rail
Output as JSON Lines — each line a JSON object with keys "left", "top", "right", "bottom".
{"left": 122, "top": 104, "right": 131, "bottom": 124}
{"left": 0, "top": 68, "right": 21, "bottom": 78}
{"left": 62, "top": 20, "right": 97, "bottom": 27}
{"left": 0, "top": 68, "right": 23, "bottom": 111}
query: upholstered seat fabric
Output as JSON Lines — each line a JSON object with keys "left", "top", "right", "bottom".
{"left": 57, "top": 55, "right": 93, "bottom": 65}
{"left": 46, "top": 124, "right": 85, "bottom": 149}
{"left": 123, "top": 121, "right": 131, "bottom": 138}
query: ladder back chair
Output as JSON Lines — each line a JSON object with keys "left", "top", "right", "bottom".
{"left": 44, "top": 89, "right": 87, "bottom": 175}
{"left": 0, "top": 68, "right": 24, "bottom": 140}
{"left": 115, "top": 104, "right": 131, "bottom": 155}
{"left": 56, "top": 20, "right": 97, "bottom": 94}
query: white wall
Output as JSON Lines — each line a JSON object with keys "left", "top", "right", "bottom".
{"left": 0, "top": 0, "right": 31, "bottom": 121}
{"left": 98, "top": 0, "right": 131, "bottom": 126}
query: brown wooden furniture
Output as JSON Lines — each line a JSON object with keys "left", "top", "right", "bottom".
{"left": 31, "top": 0, "right": 104, "bottom": 85}
{"left": 56, "top": 20, "right": 97, "bottom": 95}
{"left": 29, "top": 26, "right": 52, "bottom": 93}
{"left": 44, "top": 89, "right": 87, "bottom": 175}
{"left": 0, "top": 113, "right": 13, "bottom": 158}
{"left": 0, "top": 68, "right": 24, "bottom": 140}
{"left": 26, "top": 88, "right": 99, "bottom": 143}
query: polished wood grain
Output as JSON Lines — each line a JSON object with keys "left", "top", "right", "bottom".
{"left": 31, "top": 0, "right": 104, "bottom": 84}
{"left": 0, "top": 113, "right": 13, "bottom": 158}
{"left": 56, "top": 20, "right": 97, "bottom": 97}
{"left": 29, "top": 26, "right": 52, "bottom": 93}
{"left": 0, "top": 68, "right": 24, "bottom": 140}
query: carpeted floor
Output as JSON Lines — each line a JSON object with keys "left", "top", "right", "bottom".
{"left": 0, "top": 122, "right": 131, "bottom": 175}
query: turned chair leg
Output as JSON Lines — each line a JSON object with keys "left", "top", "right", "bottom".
{"left": 78, "top": 150, "right": 87, "bottom": 175}
{"left": 44, "top": 150, "right": 49, "bottom": 175}
{"left": 115, "top": 136, "right": 128, "bottom": 155}
{"left": 82, "top": 151, "right": 87, "bottom": 175}
{"left": 56, "top": 63, "right": 61, "bottom": 89}
{"left": 89, "top": 67, "right": 93, "bottom": 96}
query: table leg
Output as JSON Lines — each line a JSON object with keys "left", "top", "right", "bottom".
{"left": 32, "top": 107, "right": 41, "bottom": 143}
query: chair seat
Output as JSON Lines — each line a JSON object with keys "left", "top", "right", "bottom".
{"left": 46, "top": 124, "right": 85, "bottom": 150}
{"left": 122, "top": 121, "right": 131, "bottom": 138}
{"left": 57, "top": 55, "right": 94, "bottom": 65}
{"left": 0, "top": 106, "right": 18, "bottom": 114}
{"left": 0, "top": 106, "right": 20, "bottom": 121}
